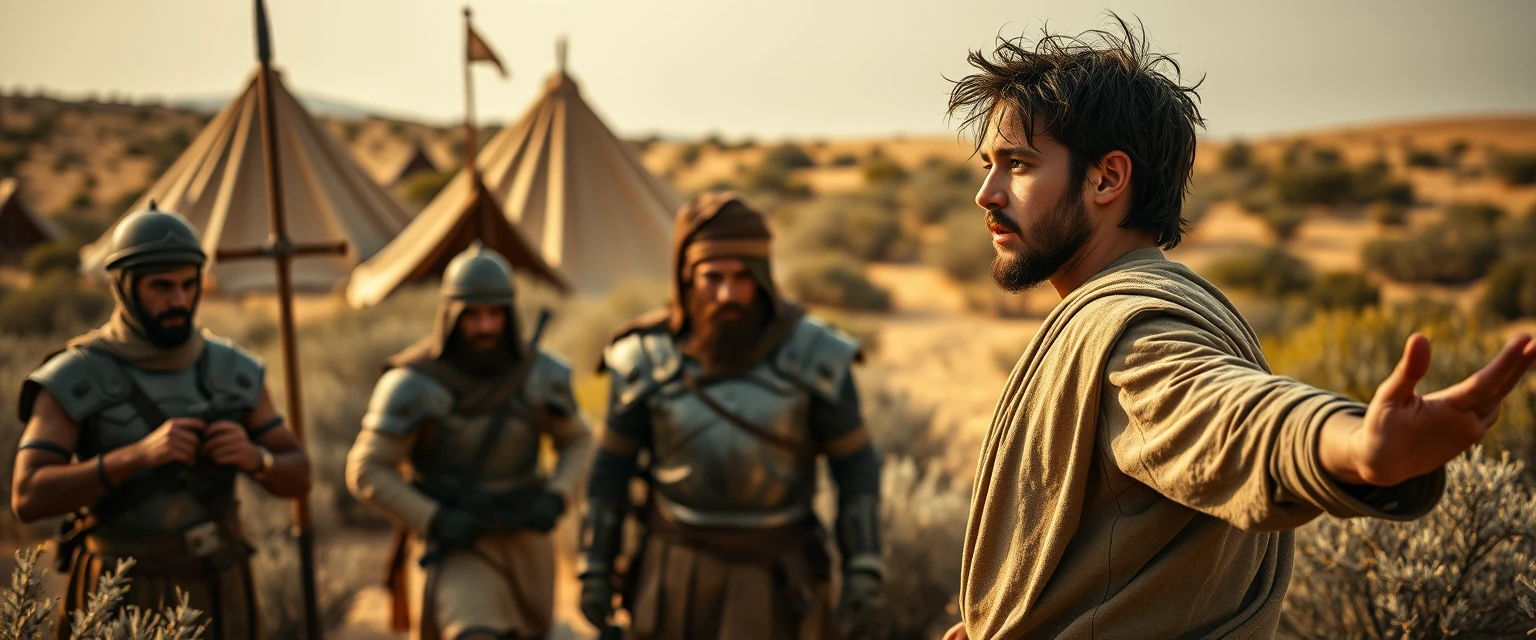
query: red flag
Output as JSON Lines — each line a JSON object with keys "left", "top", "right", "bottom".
{"left": 466, "top": 21, "right": 508, "bottom": 78}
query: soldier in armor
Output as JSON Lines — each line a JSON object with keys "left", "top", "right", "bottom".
{"left": 11, "top": 204, "right": 313, "bottom": 640}
{"left": 578, "top": 192, "right": 885, "bottom": 640}
{"left": 346, "top": 244, "right": 594, "bottom": 640}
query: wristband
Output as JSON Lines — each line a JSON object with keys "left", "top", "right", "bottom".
{"left": 97, "top": 455, "right": 115, "bottom": 490}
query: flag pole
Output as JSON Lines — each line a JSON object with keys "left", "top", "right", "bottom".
{"left": 241, "top": 2, "right": 328, "bottom": 636}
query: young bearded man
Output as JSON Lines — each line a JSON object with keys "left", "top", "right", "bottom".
{"left": 943, "top": 18, "right": 1536, "bottom": 640}
{"left": 14, "top": 205, "right": 311, "bottom": 639}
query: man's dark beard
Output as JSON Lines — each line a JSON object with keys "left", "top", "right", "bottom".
{"left": 447, "top": 332, "right": 513, "bottom": 375}
{"left": 688, "top": 294, "right": 769, "bottom": 375}
{"left": 144, "top": 309, "right": 194, "bottom": 348}
{"left": 989, "top": 191, "right": 1093, "bottom": 293}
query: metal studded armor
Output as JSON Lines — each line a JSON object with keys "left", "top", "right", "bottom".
{"left": 21, "top": 337, "right": 264, "bottom": 532}
{"left": 603, "top": 316, "right": 859, "bottom": 529}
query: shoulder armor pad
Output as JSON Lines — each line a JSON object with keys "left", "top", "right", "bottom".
{"left": 528, "top": 350, "right": 577, "bottom": 416}
{"left": 20, "top": 347, "right": 129, "bottom": 423}
{"left": 202, "top": 336, "right": 265, "bottom": 412}
{"left": 774, "top": 316, "right": 861, "bottom": 404}
{"left": 602, "top": 330, "right": 680, "bottom": 411}
{"left": 363, "top": 367, "right": 454, "bottom": 436}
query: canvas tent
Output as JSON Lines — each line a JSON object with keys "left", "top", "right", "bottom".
{"left": 388, "top": 141, "right": 440, "bottom": 185}
{"left": 0, "top": 178, "right": 64, "bottom": 265}
{"left": 349, "top": 59, "right": 678, "bottom": 305}
{"left": 79, "top": 68, "right": 415, "bottom": 295}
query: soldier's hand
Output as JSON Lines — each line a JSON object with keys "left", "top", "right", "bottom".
{"left": 942, "top": 622, "right": 968, "bottom": 640}
{"left": 525, "top": 491, "right": 566, "bottom": 532}
{"left": 836, "top": 570, "right": 884, "bottom": 639}
{"left": 578, "top": 572, "right": 615, "bottom": 629}
{"left": 429, "top": 507, "right": 485, "bottom": 549}
{"left": 131, "top": 417, "right": 205, "bottom": 469}
{"left": 201, "top": 420, "right": 261, "bottom": 471}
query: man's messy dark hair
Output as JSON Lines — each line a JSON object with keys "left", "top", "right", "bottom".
{"left": 948, "top": 14, "right": 1204, "bottom": 249}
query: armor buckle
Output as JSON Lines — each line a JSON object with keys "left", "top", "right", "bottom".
{"left": 183, "top": 521, "right": 221, "bottom": 558}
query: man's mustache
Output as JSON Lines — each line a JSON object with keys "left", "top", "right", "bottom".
{"left": 155, "top": 309, "right": 192, "bottom": 326}
{"left": 708, "top": 302, "right": 748, "bottom": 319}
{"left": 986, "top": 209, "right": 1024, "bottom": 236}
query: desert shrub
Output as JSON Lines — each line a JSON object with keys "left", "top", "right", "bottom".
{"left": 677, "top": 143, "right": 703, "bottom": 168}
{"left": 396, "top": 169, "right": 454, "bottom": 207}
{"left": 1363, "top": 221, "right": 1500, "bottom": 284}
{"left": 961, "top": 282, "right": 1035, "bottom": 319}
{"left": 1481, "top": 257, "right": 1536, "bottom": 321}
{"left": 1491, "top": 151, "right": 1536, "bottom": 186}
{"left": 0, "top": 272, "right": 111, "bottom": 336}
{"left": 23, "top": 241, "right": 81, "bottom": 277}
{"left": 1260, "top": 205, "right": 1305, "bottom": 241}
{"left": 1204, "top": 246, "right": 1314, "bottom": 297}
{"left": 829, "top": 153, "right": 859, "bottom": 167}
{"left": 1265, "top": 304, "right": 1536, "bottom": 465}
{"left": 1444, "top": 201, "right": 1505, "bottom": 228}
{"left": 1404, "top": 147, "right": 1442, "bottom": 168}
{"left": 924, "top": 213, "right": 993, "bottom": 283}
{"left": 1273, "top": 162, "right": 1355, "bottom": 206}
{"left": 1281, "top": 448, "right": 1536, "bottom": 638}
{"left": 740, "top": 163, "right": 810, "bottom": 198}
{"left": 784, "top": 192, "right": 911, "bottom": 263}
{"left": 761, "top": 142, "right": 815, "bottom": 170}
{"left": 1307, "top": 271, "right": 1379, "bottom": 312}
{"left": 863, "top": 158, "right": 908, "bottom": 186}
{"left": 1219, "top": 140, "right": 1253, "bottom": 171}
{"left": 1446, "top": 139, "right": 1471, "bottom": 164}
{"left": 0, "top": 547, "right": 210, "bottom": 639}
{"left": 1368, "top": 199, "right": 1408, "bottom": 227}
{"left": 781, "top": 252, "right": 891, "bottom": 311}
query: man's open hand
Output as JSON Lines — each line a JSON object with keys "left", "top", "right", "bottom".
{"left": 1323, "top": 333, "right": 1536, "bottom": 487}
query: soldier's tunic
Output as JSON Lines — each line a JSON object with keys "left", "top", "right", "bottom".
{"left": 20, "top": 337, "right": 266, "bottom": 640}
{"left": 602, "top": 315, "right": 864, "bottom": 640}
{"left": 347, "top": 349, "right": 592, "bottom": 640}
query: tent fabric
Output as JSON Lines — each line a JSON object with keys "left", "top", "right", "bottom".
{"left": 348, "top": 69, "right": 679, "bottom": 306}
{"left": 480, "top": 71, "right": 678, "bottom": 293}
{"left": 0, "top": 178, "right": 64, "bottom": 265}
{"left": 79, "top": 68, "right": 414, "bottom": 295}
{"left": 346, "top": 172, "right": 568, "bottom": 308}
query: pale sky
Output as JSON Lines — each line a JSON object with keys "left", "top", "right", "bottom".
{"left": 1, "top": 0, "right": 1532, "bottom": 140}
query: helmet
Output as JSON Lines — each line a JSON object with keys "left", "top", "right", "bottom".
{"left": 103, "top": 201, "right": 206, "bottom": 271}
{"left": 441, "top": 242, "right": 516, "bottom": 305}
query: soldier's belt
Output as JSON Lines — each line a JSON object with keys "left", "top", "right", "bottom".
{"left": 82, "top": 526, "right": 253, "bottom": 575}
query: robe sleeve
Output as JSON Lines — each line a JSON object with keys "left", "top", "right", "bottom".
{"left": 1100, "top": 314, "right": 1445, "bottom": 532}
{"left": 346, "top": 428, "right": 439, "bottom": 535}
{"left": 542, "top": 411, "right": 595, "bottom": 500}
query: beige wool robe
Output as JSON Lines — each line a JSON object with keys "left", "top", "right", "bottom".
{"left": 961, "top": 248, "right": 1445, "bottom": 639}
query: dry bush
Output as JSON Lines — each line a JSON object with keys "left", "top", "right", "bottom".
{"left": 1281, "top": 448, "right": 1536, "bottom": 638}
{"left": 961, "top": 282, "right": 1035, "bottom": 319}
{"left": 924, "top": 213, "right": 993, "bottom": 284}
{"left": 1362, "top": 214, "right": 1501, "bottom": 285}
{"left": 1308, "top": 271, "right": 1380, "bottom": 312}
{"left": 1491, "top": 151, "right": 1536, "bottom": 186}
{"left": 0, "top": 548, "right": 209, "bottom": 640}
{"left": 1481, "top": 258, "right": 1536, "bottom": 322}
{"left": 1368, "top": 200, "right": 1409, "bottom": 227}
{"left": 783, "top": 191, "right": 914, "bottom": 263}
{"left": 1204, "top": 246, "right": 1314, "bottom": 297}
{"left": 23, "top": 242, "right": 81, "bottom": 278}
{"left": 781, "top": 252, "right": 892, "bottom": 312}
{"left": 0, "top": 272, "right": 112, "bottom": 336}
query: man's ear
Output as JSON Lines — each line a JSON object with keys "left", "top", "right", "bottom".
{"left": 1088, "top": 150, "right": 1132, "bottom": 207}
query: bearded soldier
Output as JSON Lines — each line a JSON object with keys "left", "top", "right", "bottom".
{"left": 346, "top": 244, "right": 593, "bottom": 640}
{"left": 12, "top": 205, "right": 312, "bottom": 639}
{"left": 578, "top": 193, "right": 885, "bottom": 640}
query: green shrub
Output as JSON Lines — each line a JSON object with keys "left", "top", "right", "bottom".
{"left": 0, "top": 272, "right": 111, "bottom": 335}
{"left": 740, "top": 163, "right": 811, "bottom": 198}
{"left": 863, "top": 157, "right": 908, "bottom": 186}
{"left": 1204, "top": 246, "right": 1314, "bottom": 297}
{"left": 1367, "top": 199, "right": 1408, "bottom": 227}
{"left": 784, "top": 192, "right": 910, "bottom": 262}
{"left": 1307, "top": 271, "right": 1379, "bottom": 311}
{"left": 397, "top": 169, "right": 454, "bottom": 207}
{"left": 1481, "top": 257, "right": 1536, "bottom": 321}
{"left": 1404, "top": 147, "right": 1442, "bottom": 168}
{"left": 924, "top": 213, "right": 993, "bottom": 282}
{"left": 781, "top": 252, "right": 892, "bottom": 311}
{"left": 829, "top": 153, "right": 859, "bottom": 167}
{"left": 1219, "top": 140, "right": 1253, "bottom": 171}
{"left": 23, "top": 240, "right": 81, "bottom": 277}
{"left": 761, "top": 142, "right": 815, "bottom": 170}
{"left": 1260, "top": 205, "right": 1305, "bottom": 241}
{"left": 1363, "top": 221, "right": 1500, "bottom": 284}
{"left": 1491, "top": 151, "right": 1536, "bottom": 185}
{"left": 1445, "top": 201, "right": 1505, "bottom": 228}
{"left": 1273, "top": 163, "right": 1356, "bottom": 206}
